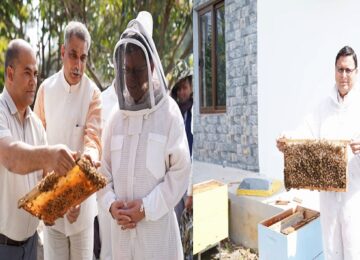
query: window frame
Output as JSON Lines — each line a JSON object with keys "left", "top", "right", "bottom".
{"left": 198, "top": 0, "right": 226, "bottom": 114}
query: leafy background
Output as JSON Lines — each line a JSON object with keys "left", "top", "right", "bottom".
{"left": 0, "top": 0, "right": 193, "bottom": 92}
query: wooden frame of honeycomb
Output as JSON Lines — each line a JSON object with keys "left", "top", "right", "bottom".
{"left": 262, "top": 206, "right": 320, "bottom": 235}
{"left": 283, "top": 139, "right": 349, "bottom": 192}
{"left": 18, "top": 156, "right": 107, "bottom": 225}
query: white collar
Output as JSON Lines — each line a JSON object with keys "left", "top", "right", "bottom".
{"left": 2, "top": 87, "right": 31, "bottom": 119}
{"left": 333, "top": 84, "right": 359, "bottom": 106}
{"left": 60, "top": 67, "right": 81, "bottom": 93}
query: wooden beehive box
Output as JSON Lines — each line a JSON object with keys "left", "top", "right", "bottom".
{"left": 258, "top": 206, "right": 323, "bottom": 260}
{"left": 283, "top": 139, "right": 349, "bottom": 192}
{"left": 193, "top": 179, "right": 228, "bottom": 255}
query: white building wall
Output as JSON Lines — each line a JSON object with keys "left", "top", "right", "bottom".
{"left": 258, "top": 0, "right": 360, "bottom": 179}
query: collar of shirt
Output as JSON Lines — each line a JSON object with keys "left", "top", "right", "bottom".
{"left": 60, "top": 67, "right": 81, "bottom": 93}
{"left": 2, "top": 87, "right": 31, "bottom": 120}
{"left": 336, "top": 91, "right": 345, "bottom": 104}
{"left": 333, "top": 83, "right": 359, "bottom": 107}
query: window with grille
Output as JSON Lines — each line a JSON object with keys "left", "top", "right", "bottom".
{"left": 198, "top": 0, "right": 226, "bottom": 113}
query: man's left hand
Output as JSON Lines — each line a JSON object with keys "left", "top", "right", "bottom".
{"left": 67, "top": 205, "right": 81, "bottom": 224}
{"left": 350, "top": 140, "right": 360, "bottom": 154}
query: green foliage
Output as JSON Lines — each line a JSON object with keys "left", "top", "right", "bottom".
{"left": 0, "top": 0, "right": 193, "bottom": 91}
{"left": 85, "top": 0, "right": 193, "bottom": 89}
{"left": 0, "top": 37, "right": 8, "bottom": 92}
{"left": 0, "top": 0, "right": 34, "bottom": 90}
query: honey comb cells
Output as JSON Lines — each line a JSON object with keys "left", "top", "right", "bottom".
{"left": 283, "top": 140, "right": 348, "bottom": 192}
{"left": 18, "top": 156, "right": 107, "bottom": 225}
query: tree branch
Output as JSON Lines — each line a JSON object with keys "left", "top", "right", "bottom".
{"left": 86, "top": 62, "right": 104, "bottom": 91}
{"left": 180, "top": 36, "right": 193, "bottom": 60}
{"left": 164, "top": 20, "right": 192, "bottom": 74}
{"left": 158, "top": 0, "right": 173, "bottom": 57}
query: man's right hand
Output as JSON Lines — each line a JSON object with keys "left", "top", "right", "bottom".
{"left": 276, "top": 136, "right": 287, "bottom": 153}
{"left": 44, "top": 144, "right": 76, "bottom": 176}
{"left": 66, "top": 205, "right": 81, "bottom": 224}
{"left": 110, "top": 200, "right": 136, "bottom": 230}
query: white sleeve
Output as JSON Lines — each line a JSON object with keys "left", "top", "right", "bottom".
{"left": 0, "top": 112, "right": 11, "bottom": 139}
{"left": 97, "top": 115, "right": 117, "bottom": 218}
{"left": 142, "top": 115, "right": 191, "bottom": 221}
{"left": 187, "top": 164, "right": 193, "bottom": 196}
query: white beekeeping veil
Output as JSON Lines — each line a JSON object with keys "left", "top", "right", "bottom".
{"left": 113, "top": 11, "right": 168, "bottom": 112}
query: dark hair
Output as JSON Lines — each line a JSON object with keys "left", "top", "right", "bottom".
{"left": 335, "top": 46, "right": 357, "bottom": 68}
{"left": 174, "top": 75, "right": 192, "bottom": 90}
{"left": 4, "top": 43, "right": 21, "bottom": 78}
{"left": 4, "top": 39, "right": 34, "bottom": 79}
{"left": 171, "top": 76, "right": 193, "bottom": 99}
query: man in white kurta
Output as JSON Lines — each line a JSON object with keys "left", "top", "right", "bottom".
{"left": 277, "top": 46, "right": 360, "bottom": 260}
{"left": 34, "top": 22, "right": 102, "bottom": 260}
{"left": 98, "top": 14, "right": 191, "bottom": 260}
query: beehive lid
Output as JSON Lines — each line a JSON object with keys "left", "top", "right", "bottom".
{"left": 236, "top": 177, "right": 282, "bottom": 197}
{"left": 193, "top": 179, "right": 224, "bottom": 194}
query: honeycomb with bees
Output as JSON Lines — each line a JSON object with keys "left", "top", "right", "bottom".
{"left": 18, "top": 156, "right": 107, "bottom": 225}
{"left": 283, "top": 139, "right": 348, "bottom": 192}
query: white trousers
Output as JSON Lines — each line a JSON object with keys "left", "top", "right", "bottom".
{"left": 43, "top": 225, "right": 94, "bottom": 260}
{"left": 320, "top": 191, "right": 360, "bottom": 260}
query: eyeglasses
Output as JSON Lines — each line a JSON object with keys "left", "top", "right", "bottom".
{"left": 336, "top": 67, "right": 357, "bottom": 75}
{"left": 122, "top": 65, "right": 147, "bottom": 76}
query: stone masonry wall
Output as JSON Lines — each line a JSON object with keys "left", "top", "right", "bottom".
{"left": 193, "top": 0, "right": 258, "bottom": 171}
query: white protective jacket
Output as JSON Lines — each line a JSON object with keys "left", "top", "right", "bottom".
{"left": 98, "top": 15, "right": 191, "bottom": 260}
{"left": 288, "top": 85, "right": 360, "bottom": 260}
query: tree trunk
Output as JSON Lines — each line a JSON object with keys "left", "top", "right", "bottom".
{"left": 46, "top": 1, "right": 52, "bottom": 77}
{"left": 40, "top": 20, "right": 46, "bottom": 79}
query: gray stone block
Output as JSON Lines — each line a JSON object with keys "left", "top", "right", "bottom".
{"left": 194, "top": 0, "right": 258, "bottom": 171}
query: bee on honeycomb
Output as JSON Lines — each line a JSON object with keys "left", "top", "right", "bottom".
{"left": 283, "top": 140, "right": 348, "bottom": 192}
{"left": 18, "top": 156, "right": 107, "bottom": 225}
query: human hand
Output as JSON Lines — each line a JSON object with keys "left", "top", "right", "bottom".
{"left": 350, "top": 140, "right": 360, "bottom": 155}
{"left": 44, "top": 144, "right": 76, "bottom": 176}
{"left": 66, "top": 205, "right": 81, "bottom": 224}
{"left": 83, "top": 153, "right": 101, "bottom": 168}
{"left": 117, "top": 199, "right": 145, "bottom": 226}
{"left": 110, "top": 200, "right": 136, "bottom": 230}
{"left": 185, "top": 196, "right": 193, "bottom": 209}
{"left": 42, "top": 170, "right": 50, "bottom": 178}
{"left": 276, "top": 135, "right": 287, "bottom": 153}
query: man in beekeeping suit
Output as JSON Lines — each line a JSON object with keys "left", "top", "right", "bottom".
{"left": 277, "top": 46, "right": 360, "bottom": 260}
{"left": 97, "top": 11, "right": 154, "bottom": 260}
{"left": 98, "top": 11, "right": 191, "bottom": 260}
